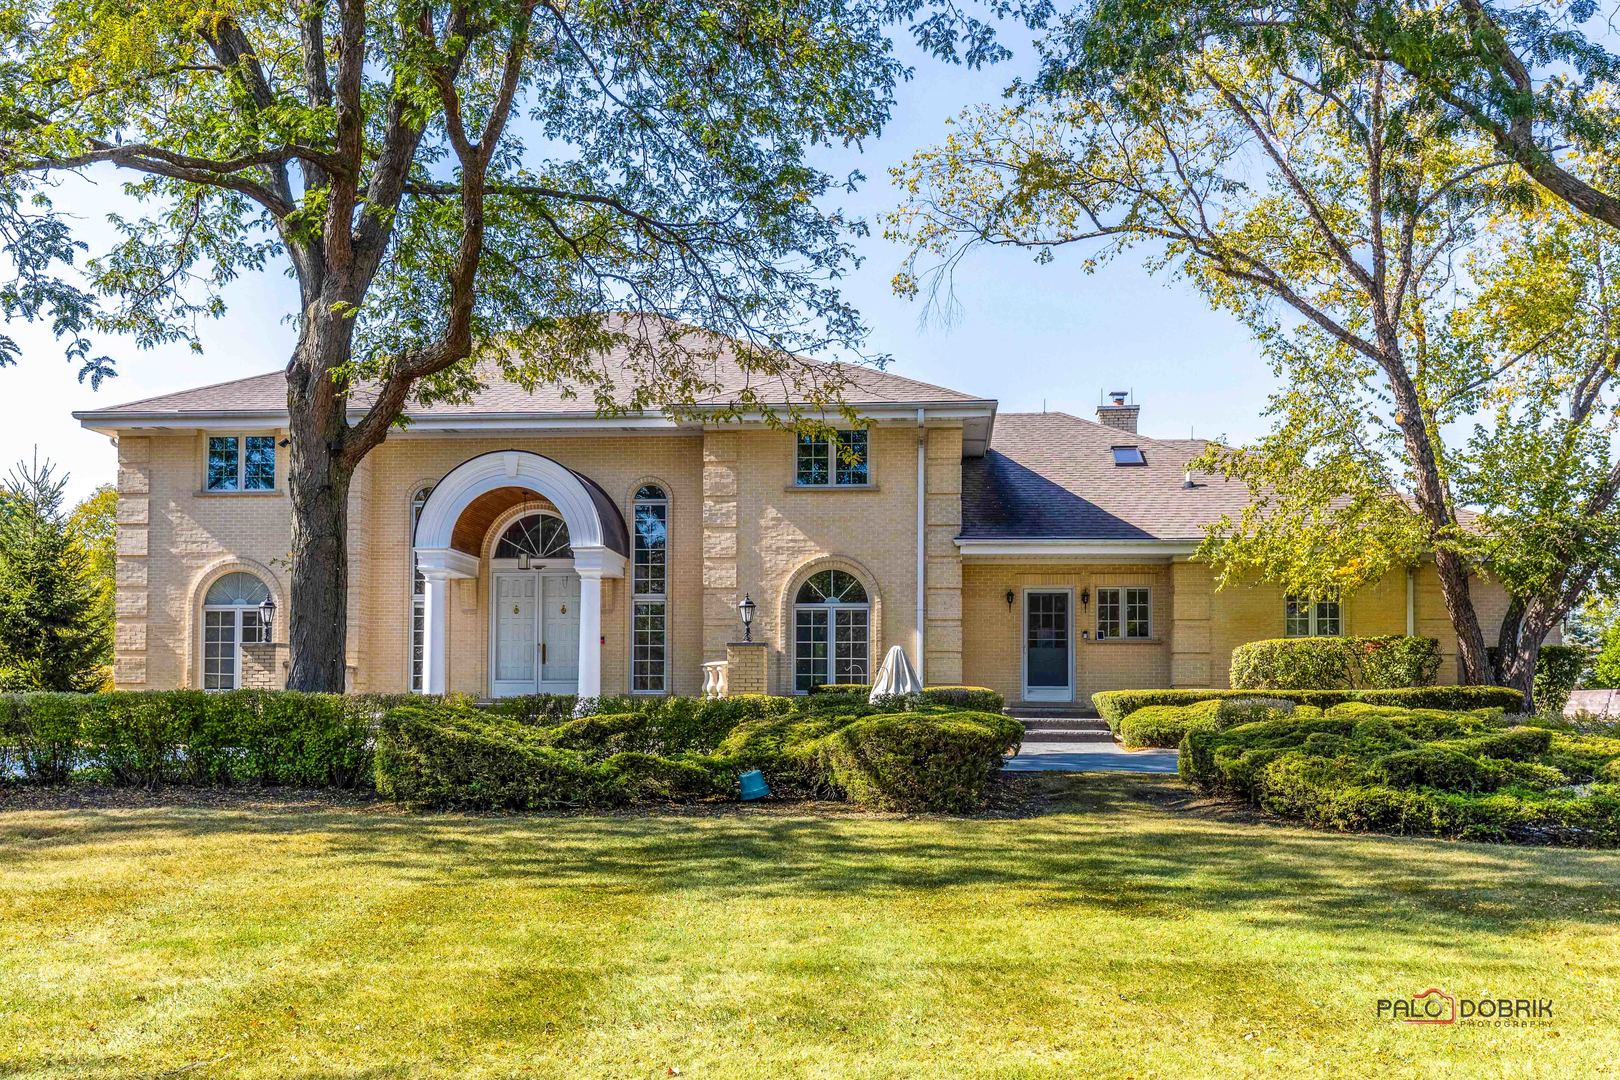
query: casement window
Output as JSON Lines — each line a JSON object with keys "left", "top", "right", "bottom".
{"left": 409, "top": 486, "right": 433, "bottom": 693}
{"left": 631, "top": 484, "right": 668, "bottom": 694}
{"left": 795, "top": 429, "right": 869, "bottom": 487}
{"left": 794, "top": 569, "right": 870, "bottom": 691}
{"left": 1096, "top": 586, "right": 1151, "bottom": 640}
{"left": 202, "top": 572, "right": 271, "bottom": 690}
{"left": 1286, "top": 596, "right": 1341, "bottom": 637}
{"left": 206, "top": 435, "right": 276, "bottom": 491}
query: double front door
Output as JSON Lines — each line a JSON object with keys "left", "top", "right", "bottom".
{"left": 492, "top": 571, "right": 582, "bottom": 697}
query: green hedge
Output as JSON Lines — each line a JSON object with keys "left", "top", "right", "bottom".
{"left": 0, "top": 690, "right": 403, "bottom": 788}
{"left": 1230, "top": 636, "right": 1441, "bottom": 691}
{"left": 1092, "top": 686, "right": 1525, "bottom": 732}
{"left": 1117, "top": 697, "right": 1301, "bottom": 749}
{"left": 375, "top": 701, "right": 1022, "bottom": 812}
{"left": 800, "top": 685, "right": 1004, "bottom": 714}
{"left": 1179, "top": 705, "right": 1620, "bottom": 845}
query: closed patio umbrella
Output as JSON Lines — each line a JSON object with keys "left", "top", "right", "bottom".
{"left": 868, "top": 645, "right": 923, "bottom": 702}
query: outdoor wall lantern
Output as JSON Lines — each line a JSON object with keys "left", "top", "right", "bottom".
{"left": 257, "top": 595, "right": 277, "bottom": 644}
{"left": 517, "top": 552, "right": 532, "bottom": 570}
{"left": 1080, "top": 587, "right": 1091, "bottom": 612}
{"left": 738, "top": 594, "right": 757, "bottom": 641}
{"left": 1005, "top": 589, "right": 1016, "bottom": 612}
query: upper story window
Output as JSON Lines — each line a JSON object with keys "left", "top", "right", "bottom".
{"left": 206, "top": 435, "right": 276, "bottom": 491}
{"left": 1286, "top": 596, "right": 1341, "bottom": 637}
{"left": 1111, "top": 445, "right": 1146, "bottom": 466}
{"left": 796, "top": 429, "right": 869, "bottom": 487}
{"left": 1096, "top": 586, "right": 1151, "bottom": 639}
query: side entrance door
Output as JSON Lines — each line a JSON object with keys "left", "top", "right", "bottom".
{"left": 1023, "top": 589, "right": 1073, "bottom": 703}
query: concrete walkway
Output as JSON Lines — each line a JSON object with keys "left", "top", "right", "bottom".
{"left": 1003, "top": 741, "right": 1178, "bottom": 773}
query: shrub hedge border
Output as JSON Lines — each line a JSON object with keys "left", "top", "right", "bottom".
{"left": 1092, "top": 686, "right": 1526, "bottom": 732}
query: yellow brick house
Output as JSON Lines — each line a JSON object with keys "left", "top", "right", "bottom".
{"left": 75, "top": 323, "right": 1509, "bottom": 707}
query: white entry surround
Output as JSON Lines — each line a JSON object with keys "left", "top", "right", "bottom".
{"left": 413, "top": 451, "right": 629, "bottom": 698}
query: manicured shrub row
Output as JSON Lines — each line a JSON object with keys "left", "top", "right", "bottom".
{"left": 0, "top": 690, "right": 407, "bottom": 788}
{"left": 1092, "top": 686, "right": 1525, "bottom": 732}
{"left": 482, "top": 692, "right": 799, "bottom": 752}
{"left": 1229, "top": 636, "right": 1442, "bottom": 691}
{"left": 1179, "top": 702, "right": 1620, "bottom": 845}
{"left": 801, "top": 684, "right": 1005, "bottom": 713}
{"left": 1117, "top": 697, "right": 1302, "bottom": 749}
{"left": 374, "top": 701, "right": 1023, "bottom": 813}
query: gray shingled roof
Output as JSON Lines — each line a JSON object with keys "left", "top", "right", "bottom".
{"left": 78, "top": 315, "right": 986, "bottom": 419}
{"left": 962, "top": 412, "right": 1253, "bottom": 541}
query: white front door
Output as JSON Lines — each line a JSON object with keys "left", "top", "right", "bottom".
{"left": 491, "top": 570, "right": 582, "bottom": 697}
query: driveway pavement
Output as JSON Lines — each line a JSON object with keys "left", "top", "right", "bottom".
{"left": 1002, "top": 741, "right": 1178, "bottom": 774}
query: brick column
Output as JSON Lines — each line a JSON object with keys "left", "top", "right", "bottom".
{"left": 725, "top": 641, "right": 768, "bottom": 695}
{"left": 113, "top": 437, "right": 152, "bottom": 688}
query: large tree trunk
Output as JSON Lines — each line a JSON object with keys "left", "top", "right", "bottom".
{"left": 1434, "top": 549, "right": 1494, "bottom": 685}
{"left": 1501, "top": 599, "right": 1564, "bottom": 712}
{"left": 284, "top": 314, "right": 357, "bottom": 692}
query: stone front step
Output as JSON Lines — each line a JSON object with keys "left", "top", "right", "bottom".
{"left": 1020, "top": 727, "right": 1117, "bottom": 744}
{"left": 1013, "top": 716, "right": 1110, "bottom": 733}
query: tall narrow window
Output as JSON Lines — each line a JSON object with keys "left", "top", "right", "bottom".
{"left": 410, "top": 486, "right": 432, "bottom": 692}
{"left": 202, "top": 572, "right": 271, "bottom": 690}
{"left": 1286, "top": 596, "right": 1341, "bottom": 637}
{"left": 632, "top": 484, "right": 668, "bottom": 693}
{"left": 1096, "top": 587, "right": 1151, "bottom": 639}
{"left": 793, "top": 569, "right": 870, "bottom": 691}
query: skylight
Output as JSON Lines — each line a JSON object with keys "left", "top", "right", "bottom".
{"left": 1112, "top": 445, "right": 1146, "bottom": 466}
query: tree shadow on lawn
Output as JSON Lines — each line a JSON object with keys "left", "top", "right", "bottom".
{"left": 7, "top": 774, "right": 1619, "bottom": 948}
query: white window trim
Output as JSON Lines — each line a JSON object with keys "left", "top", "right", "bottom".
{"left": 204, "top": 433, "right": 278, "bottom": 493}
{"left": 631, "top": 486, "right": 669, "bottom": 695}
{"left": 794, "top": 429, "right": 872, "bottom": 488}
{"left": 1286, "top": 596, "right": 1342, "bottom": 637}
{"left": 1095, "top": 586, "right": 1153, "bottom": 640}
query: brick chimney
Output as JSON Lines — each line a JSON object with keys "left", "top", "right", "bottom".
{"left": 1096, "top": 390, "right": 1139, "bottom": 434}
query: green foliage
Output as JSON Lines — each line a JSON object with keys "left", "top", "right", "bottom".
{"left": 1181, "top": 706, "right": 1620, "bottom": 845}
{"left": 1230, "top": 636, "right": 1441, "bottom": 691}
{"left": 1353, "top": 637, "right": 1444, "bottom": 689}
{"left": 1118, "top": 701, "right": 1221, "bottom": 750}
{"left": 810, "top": 710, "right": 1023, "bottom": 812}
{"left": 1093, "top": 686, "right": 1525, "bottom": 732}
{"left": 375, "top": 698, "right": 1021, "bottom": 813}
{"left": 0, "top": 457, "right": 108, "bottom": 691}
{"left": 0, "top": 690, "right": 400, "bottom": 787}
{"left": 1488, "top": 644, "right": 1591, "bottom": 713}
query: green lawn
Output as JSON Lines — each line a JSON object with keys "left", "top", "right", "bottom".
{"left": 2, "top": 776, "right": 1617, "bottom": 1078}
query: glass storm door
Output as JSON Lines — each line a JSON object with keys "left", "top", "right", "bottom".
{"left": 539, "top": 573, "right": 581, "bottom": 690}
{"left": 492, "top": 572, "right": 539, "bottom": 697}
{"left": 1024, "top": 590, "right": 1073, "bottom": 702}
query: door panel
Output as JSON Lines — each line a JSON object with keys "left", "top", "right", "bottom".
{"left": 540, "top": 573, "right": 581, "bottom": 685}
{"left": 493, "top": 572, "right": 538, "bottom": 693}
{"left": 1024, "top": 591, "right": 1072, "bottom": 702}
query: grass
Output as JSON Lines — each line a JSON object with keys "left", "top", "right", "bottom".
{"left": 2, "top": 776, "right": 1618, "bottom": 1078}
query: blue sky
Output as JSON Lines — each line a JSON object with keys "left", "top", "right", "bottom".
{"left": 0, "top": 33, "right": 1274, "bottom": 503}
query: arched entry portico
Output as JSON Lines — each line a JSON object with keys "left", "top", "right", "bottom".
{"left": 413, "top": 451, "right": 629, "bottom": 697}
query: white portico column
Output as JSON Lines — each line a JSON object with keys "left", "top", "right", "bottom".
{"left": 421, "top": 568, "right": 451, "bottom": 695}
{"left": 572, "top": 546, "right": 626, "bottom": 701}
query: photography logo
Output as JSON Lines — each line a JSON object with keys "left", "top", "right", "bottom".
{"left": 1377, "top": 987, "right": 1553, "bottom": 1027}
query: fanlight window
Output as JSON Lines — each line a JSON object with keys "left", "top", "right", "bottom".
{"left": 795, "top": 570, "right": 867, "bottom": 605}
{"left": 205, "top": 572, "right": 271, "bottom": 607}
{"left": 494, "top": 513, "right": 573, "bottom": 560}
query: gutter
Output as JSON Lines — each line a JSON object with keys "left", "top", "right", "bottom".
{"left": 954, "top": 538, "right": 1200, "bottom": 558}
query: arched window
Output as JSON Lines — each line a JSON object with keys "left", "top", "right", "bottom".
{"left": 632, "top": 485, "right": 668, "bottom": 693}
{"left": 793, "top": 569, "right": 870, "bottom": 692}
{"left": 202, "top": 571, "right": 271, "bottom": 690}
{"left": 410, "top": 485, "right": 433, "bottom": 692}
{"left": 494, "top": 512, "right": 573, "bottom": 561}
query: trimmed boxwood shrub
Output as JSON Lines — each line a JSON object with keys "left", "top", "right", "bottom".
{"left": 809, "top": 710, "right": 1022, "bottom": 812}
{"left": 800, "top": 685, "right": 1004, "bottom": 714}
{"left": 1093, "top": 686, "right": 1525, "bottom": 732}
{"left": 1180, "top": 705, "right": 1620, "bottom": 845}
{"left": 1353, "top": 636, "right": 1443, "bottom": 689}
{"left": 1230, "top": 636, "right": 1443, "bottom": 691}
{"left": 1119, "top": 701, "right": 1221, "bottom": 749}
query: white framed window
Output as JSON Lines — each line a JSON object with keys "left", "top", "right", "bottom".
{"left": 632, "top": 484, "right": 668, "bottom": 694}
{"left": 409, "top": 485, "right": 433, "bottom": 693}
{"left": 794, "top": 569, "right": 870, "bottom": 691}
{"left": 201, "top": 572, "right": 271, "bottom": 690}
{"left": 1096, "top": 586, "right": 1151, "bottom": 640}
{"left": 1286, "top": 596, "right": 1341, "bottom": 637}
{"left": 795, "top": 429, "right": 869, "bottom": 486}
{"left": 206, "top": 435, "right": 276, "bottom": 491}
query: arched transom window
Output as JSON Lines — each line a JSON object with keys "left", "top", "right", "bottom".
{"left": 202, "top": 572, "right": 271, "bottom": 690}
{"left": 494, "top": 512, "right": 573, "bottom": 561}
{"left": 793, "top": 569, "right": 870, "bottom": 692}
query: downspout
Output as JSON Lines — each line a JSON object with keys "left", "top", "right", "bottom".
{"left": 916, "top": 408, "right": 927, "bottom": 684}
{"left": 1406, "top": 567, "right": 1416, "bottom": 637}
